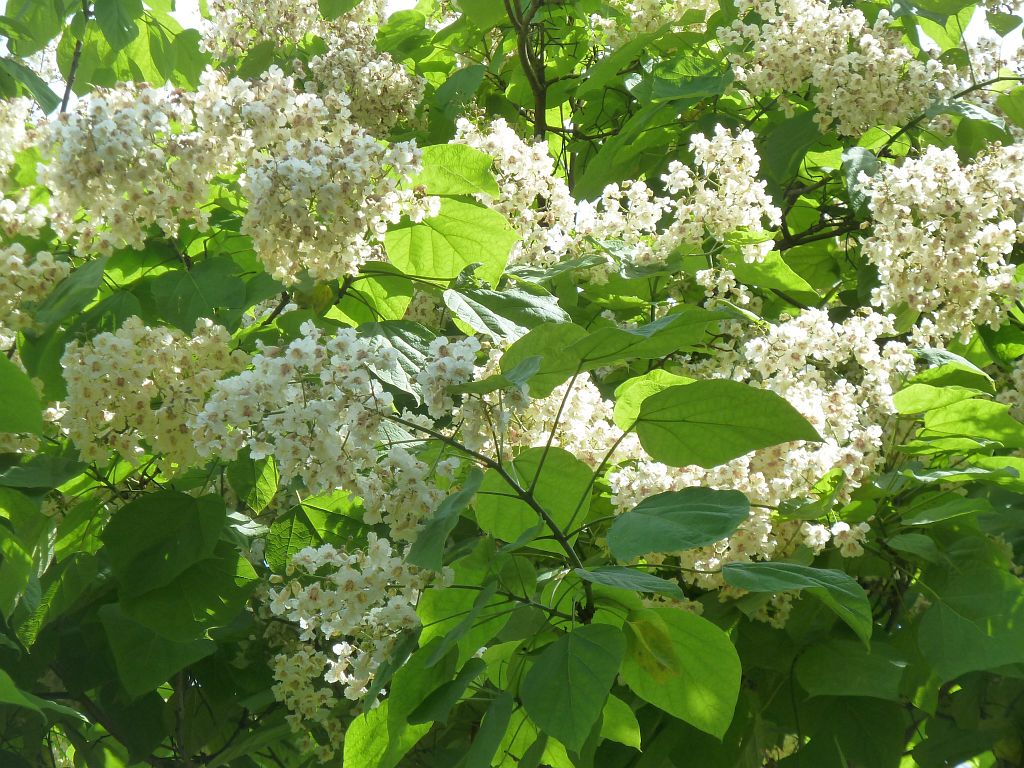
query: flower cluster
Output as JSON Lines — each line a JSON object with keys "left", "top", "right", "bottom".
{"left": 719, "top": 0, "right": 950, "bottom": 135}
{"left": 417, "top": 336, "right": 482, "bottom": 418}
{"left": 204, "top": 0, "right": 422, "bottom": 133}
{"left": 589, "top": 0, "right": 717, "bottom": 47}
{"left": 60, "top": 316, "right": 248, "bottom": 470}
{"left": 0, "top": 244, "right": 69, "bottom": 347}
{"left": 657, "top": 125, "right": 781, "bottom": 264}
{"left": 267, "top": 535, "right": 441, "bottom": 760}
{"left": 0, "top": 98, "right": 47, "bottom": 238}
{"left": 37, "top": 83, "right": 240, "bottom": 253}
{"left": 241, "top": 136, "right": 435, "bottom": 284}
{"left": 192, "top": 322, "right": 476, "bottom": 540}
{"left": 861, "top": 143, "right": 1024, "bottom": 343}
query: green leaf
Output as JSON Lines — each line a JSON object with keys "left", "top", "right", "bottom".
{"left": 150, "top": 256, "right": 247, "bottom": 331}
{"left": 574, "top": 566, "right": 684, "bottom": 599}
{"left": 613, "top": 370, "right": 695, "bottom": 429}
{"left": 385, "top": 197, "right": 518, "bottom": 287}
{"left": 0, "top": 356, "right": 43, "bottom": 435}
{"left": 101, "top": 492, "right": 226, "bottom": 597}
{"left": 456, "top": 0, "right": 510, "bottom": 30}
{"left": 635, "top": 380, "right": 821, "bottom": 468}
{"left": 841, "top": 147, "right": 880, "bottom": 215}
{"left": 520, "top": 624, "right": 626, "bottom": 752}
{"left": 0, "top": 57, "right": 59, "bottom": 112}
{"left": 921, "top": 398, "right": 1024, "bottom": 449}
{"left": 892, "top": 383, "right": 982, "bottom": 414}
{"left": 226, "top": 454, "right": 279, "bottom": 513}
{"left": 600, "top": 695, "right": 641, "bottom": 750}
{"left": 418, "top": 544, "right": 514, "bottom": 666}
{"left": 795, "top": 639, "right": 907, "bottom": 700}
{"left": 93, "top": 0, "right": 142, "bottom": 51}
{"left": 607, "top": 487, "right": 750, "bottom": 561}
{"left": 120, "top": 543, "right": 258, "bottom": 641}
{"left": 406, "top": 468, "right": 483, "bottom": 571}
{"left": 722, "top": 562, "right": 873, "bottom": 644}
{"left": 917, "top": 564, "right": 1024, "bottom": 681}
{"left": 0, "top": 668, "right": 85, "bottom": 721}
{"left": 474, "top": 447, "right": 592, "bottom": 553}
{"left": 413, "top": 144, "right": 500, "bottom": 196}
{"left": 0, "top": 455, "right": 85, "bottom": 489}
{"left": 343, "top": 639, "right": 458, "bottom": 768}
{"left": 265, "top": 507, "right": 320, "bottom": 573}
{"left": 29, "top": 256, "right": 108, "bottom": 334}
{"left": 760, "top": 110, "right": 822, "bottom": 183}
{"left": 465, "top": 691, "right": 514, "bottom": 768}
{"left": 99, "top": 603, "right": 215, "bottom": 698}
{"left": 407, "top": 657, "right": 486, "bottom": 725}
{"left": 627, "top": 52, "right": 733, "bottom": 104}
{"left": 500, "top": 310, "right": 731, "bottom": 398}
{"left": 987, "top": 11, "right": 1023, "bottom": 36}
{"left": 443, "top": 285, "right": 569, "bottom": 341}
{"left": 727, "top": 250, "right": 817, "bottom": 295}
{"left": 619, "top": 607, "right": 741, "bottom": 738}
{"left": 318, "top": 0, "right": 360, "bottom": 19}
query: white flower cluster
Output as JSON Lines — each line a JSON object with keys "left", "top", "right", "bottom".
{"left": 37, "top": 84, "right": 239, "bottom": 253}
{"left": 658, "top": 125, "right": 781, "bottom": 264}
{"left": 267, "top": 535, "right": 440, "bottom": 759}
{"left": 241, "top": 136, "right": 435, "bottom": 284}
{"left": 0, "top": 98, "right": 47, "bottom": 238}
{"left": 204, "top": 0, "right": 422, "bottom": 133}
{"left": 60, "top": 316, "right": 248, "bottom": 471}
{"left": 455, "top": 118, "right": 670, "bottom": 269}
{"left": 0, "top": 244, "right": 70, "bottom": 347}
{"left": 589, "top": 0, "right": 717, "bottom": 47}
{"left": 192, "top": 322, "right": 477, "bottom": 540}
{"left": 862, "top": 144, "right": 1024, "bottom": 343}
{"left": 0, "top": 98, "right": 32, "bottom": 180}
{"left": 719, "top": 0, "right": 949, "bottom": 135}
{"left": 203, "top": 0, "right": 383, "bottom": 58}
{"left": 417, "top": 336, "right": 482, "bottom": 418}
{"left": 37, "top": 65, "right": 434, "bottom": 282}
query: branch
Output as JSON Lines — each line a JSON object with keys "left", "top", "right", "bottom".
{"left": 61, "top": 1, "right": 92, "bottom": 113}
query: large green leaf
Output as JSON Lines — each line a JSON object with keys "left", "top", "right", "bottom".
{"left": 917, "top": 564, "right": 1024, "bottom": 681}
{"left": 150, "top": 256, "right": 247, "bottom": 331}
{"left": 921, "top": 398, "right": 1024, "bottom": 449}
{"left": 474, "top": 447, "right": 592, "bottom": 553}
{"left": 226, "top": 454, "right": 279, "bottom": 514}
{"left": 574, "top": 566, "right": 684, "bottom": 599}
{"left": 93, "top": 0, "right": 143, "bottom": 51}
{"left": 318, "top": 0, "right": 360, "bottom": 20}
{"left": 613, "top": 370, "right": 695, "bottom": 430}
{"left": 413, "top": 144, "right": 500, "bottom": 196}
{"left": 619, "top": 607, "right": 741, "bottom": 738}
{"left": 520, "top": 624, "right": 626, "bottom": 752}
{"left": 607, "top": 488, "right": 750, "bottom": 560}
{"left": 0, "top": 356, "right": 43, "bottom": 435}
{"left": 385, "top": 197, "right": 518, "bottom": 286}
{"left": 722, "top": 562, "right": 873, "bottom": 643}
{"left": 794, "top": 639, "right": 907, "bottom": 700}
{"left": 101, "top": 492, "right": 226, "bottom": 597}
{"left": 120, "top": 543, "right": 258, "bottom": 641}
{"left": 635, "top": 380, "right": 821, "bottom": 467}
{"left": 443, "top": 285, "right": 569, "bottom": 341}
{"left": 464, "top": 692, "right": 514, "bottom": 768}
{"left": 99, "top": 604, "right": 215, "bottom": 698}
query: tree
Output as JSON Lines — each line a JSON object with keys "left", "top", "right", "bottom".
{"left": 0, "top": 0, "right": 1023, "bottom": 765}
